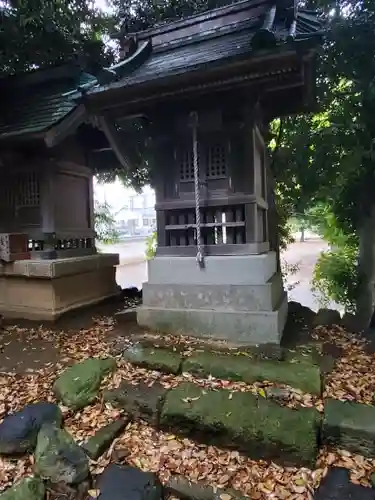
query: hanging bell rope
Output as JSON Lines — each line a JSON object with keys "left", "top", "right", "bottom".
{"left": 189, "top": 111, "right": 204, "bottom": 268}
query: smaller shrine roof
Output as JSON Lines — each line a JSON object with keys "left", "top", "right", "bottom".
{"left": 84, "top": 0, "right": 323, "bottom": 99}
{"left": 0, "top": 65, "right": 95, "bottom": 143}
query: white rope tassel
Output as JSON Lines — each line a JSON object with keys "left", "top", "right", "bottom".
{"left": 190, "top": 111, "right": 204, "bottom": 268}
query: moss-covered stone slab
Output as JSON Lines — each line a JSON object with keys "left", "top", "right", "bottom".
{"left": 35, "top": 424, "right": 89, "bottom": 485}
{"left": 82, "top": 419, "right": 129, "bottom": 460}
{"left": 104, "top": 382, "right": 167, "bottom": 425}
{"left": 0, "top": 477, "right": 45, "bottom": 500}
{"left": 161, "top": 383, "right": 319, "bottom": 467}
{"left": 123, "top": 345, "right": 182, "bottom": 374}
{"left": 53, "top": 358, "right": 116, "bottom": 410}
{"left": 182, "top": 351, "right": 321, "bottom": 395}
{"left": 322, "top": 399, "right": 375, "bottom": 458}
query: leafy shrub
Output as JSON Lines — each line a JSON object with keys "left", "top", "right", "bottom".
{"left": 145, "top": 231, "right": 157, "bottom": 259}
{"left": 312, "top": 244, "right": 359, "bottom": 313}
{"left": 94, "top": 200, "right": 119, "bottom": 244}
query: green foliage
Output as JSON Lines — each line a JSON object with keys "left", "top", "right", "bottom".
{"left": 0, "top": 0, "right": 115, "bottom": 76}
{"left": 145, "top": 231, "right": 157, "bottom": 260}
{"left": 312, "top": 244, "right": 359, "bottom": 313}
{"left": 94, "top": 200, "right": 119, "bottom": 244}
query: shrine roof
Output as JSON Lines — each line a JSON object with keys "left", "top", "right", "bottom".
{"left": 0, "top": 65, "right": 95, "bottom": 142}
{"left": 85, "top": 0, "right": 323, "bottom": 98}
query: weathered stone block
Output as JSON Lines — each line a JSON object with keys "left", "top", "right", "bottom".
{"left": 104, "top": 382, "right": 167, "bottom": 425}
{"left": 161, "top": 383, "right": 320, "bottom": 467}
{"left": 94, "top": 464, "right": 163, "bottom": 500}
{"left": 123, "top": 345, "right": 182, "bottom": 374}
{"left": 35, "top": 424, "right": 89, "bottom": 485}
{"left": 313, "top": 308, "right": 341, "bottom": 327}
{"left": 0, "top": 477, "right": 45, "bottom": 500}
{"left": 0, "top": 402, "right": 62, "bottom": 455}
{"left": 322, "top": 399, "right": 375, "bottom": 458}
{"left": 53, "top": 357, "right": 116, "bottom": 410}
{"left": 182, "top": 351, "right": 321, "bottom": 395}
{"left": 82, "top": 419, "right": 129, "bottom": 460}
{"left": 115, "top": 309, "right": 137, "bottom": 324}
{"left": 166, "top": 475, "right": 248, "bottom": 500}
{"left": 142, "top": 275, "right": 283, "bottom": 311}
{"left": 314, "top": 467, "right": 375, "bottom": 500}
{"left": 138, "top": 298, "right": 288, "bottom": 346}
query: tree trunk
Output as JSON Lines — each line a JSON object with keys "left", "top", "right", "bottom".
{"left": 266, "top": 164, "right": 281, "bottom": 272}
{"left": 356, "top": 205, "right": 375, "bottom": 328}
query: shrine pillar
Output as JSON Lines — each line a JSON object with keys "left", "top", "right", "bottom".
{"left": 137, "top": 104, "right": 287, "bottom": 346}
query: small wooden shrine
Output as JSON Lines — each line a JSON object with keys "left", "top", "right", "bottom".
{"left": 0, "top": 65, "right": 120, "bottom": 320}
{"left": 80, "top": 0, "right": 323, "bottom": 345}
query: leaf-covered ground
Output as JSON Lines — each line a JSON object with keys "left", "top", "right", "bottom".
{"left": 0, "top": 315, "right": 375, "bottom": 499}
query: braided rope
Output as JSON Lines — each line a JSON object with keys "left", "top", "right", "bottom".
{"left": 189, "top": 111, "right": 204, "bottom": 267}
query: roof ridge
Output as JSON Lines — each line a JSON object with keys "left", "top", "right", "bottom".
{"left": 135, "top": 0, "right": 269, "bottom": 40}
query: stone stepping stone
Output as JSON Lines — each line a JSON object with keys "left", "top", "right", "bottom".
{"left": 0, "top": 402, "right": 62, "bottom": 455}
{"left": 314, "top": 467, "right": 375, "bottom": 499}
{"left": 123, "top": 344, "right": 182, "bottom": 374}
{"left": 182, "top": 351, "right": 321, "bottom": 395}
{"left": 35, "top": 424, "right": 89, "bottom": 485}
{"left": 313, "top": 308, "right": 341, "bottom": 328}
{"left": 161, "top": 382, "right": 320, "bottom": 467}
{"left": 91, "top": 463, "right": 163, "bottom": 500}
{"left": 166, "top": 474, "right": 247, "bottom": 500}
{"left": 322, "top": 399, "right": 375, "bottom": 458}
{"left": 53, "top": 357, "right": 116, "bottom": 410}
{"left": 82, "top": 419, "right": 129, "bottom": 460}
{"left": 104, "top": 382, "right": 167, "bottom": 425}
{"left": 0, "top": 476, "right": 45, "bottom": 500}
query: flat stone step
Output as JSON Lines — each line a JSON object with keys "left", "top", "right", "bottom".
{"left": 123, "top": 345, "right": 182, "bottom": 374}
{"left": 81, "top": 419, "right": 129, "bottom": 460}
{"left": 322, "top": 399, "right": 375, "bottom": 458}
{"left": 104, "top": 382, "right": 167, "bottom": 426}
{"left": 314, "top": 467, "right": 375, "bottom": 499}
{"left": 160, "top": 382, "right": 320, "bottom": 467}
{"left": 182, "top": 351, "right": 322, "bottom": 395}
{"left": 93, "top": 464, "right": 163, "bottom": 500}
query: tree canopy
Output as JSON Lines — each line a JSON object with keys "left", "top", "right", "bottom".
{"left": 0, "top": 0, "right": 115, "bottom": 76}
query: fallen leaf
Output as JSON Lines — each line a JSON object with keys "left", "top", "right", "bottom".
{"left": 88, "top": 489, "right": 100, "bottom": 498}
{"left": 220, "top": 494, "right": 232, "bottom": 500}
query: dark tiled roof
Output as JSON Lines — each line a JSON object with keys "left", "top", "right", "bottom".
{"left": 88, "top": 0, "right": 323, "bottom": 95}
{"left": 0, "top": 67, "right": 95, "bottom": 141}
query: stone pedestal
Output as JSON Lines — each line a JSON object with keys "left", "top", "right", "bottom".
{"left": 0, "top": 254, "right": 120, "bottom": 321}
{"left": 137, "top": 252, "right": 288, "bottom": 346}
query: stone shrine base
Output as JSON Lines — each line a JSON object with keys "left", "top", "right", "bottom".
{"left": 137, "top": 252, "right": 288, "bottom": 346}
{"left": 0, "top": 253, "right": 120, "bottom": 321}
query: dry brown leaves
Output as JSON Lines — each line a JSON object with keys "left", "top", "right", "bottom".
{"left": 315, "top": 325, "right": 375, "bottom": 405}
{"left": 0, "top": 318, "right": 375, "bottom": 497}
{"left": 90, "top": 421, "right": 321, "bottom": 499}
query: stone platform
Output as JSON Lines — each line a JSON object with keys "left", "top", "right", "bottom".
{"left": 0, "top": 253, "right": 120, "bottom": 321}
{"left": 137, "top": 253, "right": 288, "bottom": 346}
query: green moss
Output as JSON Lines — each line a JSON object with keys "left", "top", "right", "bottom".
{"left": 322, "top": 399, "right": 375, "bottom": 458}
{"left": 161, "top": 383, "right": 319, "bottom": 467}
{"left": 53, "top": 358, "right": 116, "bottom": 410}
{"left": 123, "top": 345, "right": 182, "bottom": 374}
{"left": 82, "top": 419, "right": 128, "bottom": 459}
{"left": 182, "top": 351, "right": 321, "bottom": 395}
{"left": 0, "top": 477, "right": 45, "bottom": 500}
{"left": 35, "top": 424, "right": 89, "bottom": 485}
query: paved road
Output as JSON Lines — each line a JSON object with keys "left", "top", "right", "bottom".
{"left": 281, "top": 238, "right": 337, "bottom": 312}
{"left": 101, "top": 237, "right": 340, "bottom": 311}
